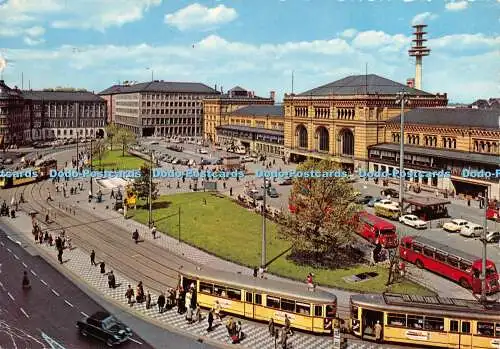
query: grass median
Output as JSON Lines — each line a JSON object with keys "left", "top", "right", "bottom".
{"left": 130, "top": 192, "right": 434, "bottom": 295}
{"left": 92, "top": 149, "right": 145, "bottom": 170}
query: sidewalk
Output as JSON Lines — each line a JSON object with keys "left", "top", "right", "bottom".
{"left": 57, "top": 177, "right": 474, "bottom": 303}
{"left": 0, "top": 211, "right": 348, "bottom": 349}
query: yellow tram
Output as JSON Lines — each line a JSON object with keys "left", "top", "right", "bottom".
{"left": 180, "top": 267, "right": 337, "bottom": 334}
{"left": 350, "top": 293, "right": 500, "bottom": 348}
{"left": 0, "top": 159, "right": 57, "bottom": 189}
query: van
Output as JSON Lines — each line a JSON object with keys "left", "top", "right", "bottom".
{"left": 374, "top": 204, "right": 400, "bottom": 220}
{"left": 460, "top": 223, "right": 483, "bottom": 238}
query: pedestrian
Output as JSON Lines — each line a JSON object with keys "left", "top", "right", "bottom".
{"left": 207, "top": 309, "right": 214, "bottom": 332}
{"left": 279, "top": 327, "right": 288, "bottom": 349}
{"left": 157, "top": 293, "right": 166, "bottom": 313}
{"left": 57, "top": 248, "right": 63, "bottom": 264}
{"left": 146, "top": 292, "right": 151, "bottom": 309}
{"left": 194, "top": 303, "right": 201, "bottom": 323}
{"left": 306, "top": 273, "right": 314, "bottom": 290}
{"left": 108, "top": 271, "right": 116, "bottom": 288}
{"left": 268, "top": 317, "right": 275, "bottom": 337}
{"left": 253, "top": 267, "right": 258, "bottom": 278}
{"left": 186, "top": 305, "right": 193, "bottom": 323}
{"left": 90, "top": 250, "right": 97, "bottom": 266}
{"left": 151, "top": 226, "right": 157, "bottom": 239}
{"left": 132, "top": 229, "right": 139, "bottom": 243}
{"left": 375, "top": 320, "right": 382, "bottom": 342}
{"left": 214, "top": 300, "right": 221, "bottom": 322}
{"left": 125, "top": 285, "right": 134, "bottom": 305}
{"left": 284, "top": 314, "right": 293, "bottom": 336}
{"left": 100, "top": 261, "right": 106, "bottom": 274}
{"left": 229, "top": 187, "right": 233, "bottom": 196}
{"left": 110, "top": 188, "right": 115, "bottom": 199}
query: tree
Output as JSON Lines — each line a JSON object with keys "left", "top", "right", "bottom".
{"left": 115, "top": 128, "right": 136, "bottom": 156}
{"left": 278, "top": 159, "right": 362, "bottom": 268}
{"left": 132, "top": 163, "right": 159, "bottom": 207}
{"left": 105, "top": 124, "right": 119, "bottom": 151}
{"left": 92, "top": 139, "right": 106, "bottom": 170}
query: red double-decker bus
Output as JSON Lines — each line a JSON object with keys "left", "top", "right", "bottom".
{"left": 399, "top": 236, "right": 499, "bottom": 294}
{"left": 486, "top": 201, "right": 500, "bottom": 221}
{"left": 356, "top": 212, "right": 399, "bottom": 248}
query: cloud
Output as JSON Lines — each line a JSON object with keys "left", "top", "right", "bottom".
{"left": 411, "top": 12, "right": 438, "bottom": 25}
{"left": 25, "top": 26, "right": 45, "bottom": 37}
{"left": 340, "top": 28, "right": 357, "bottom": 38}
{"left": 165, "top": 3, "right": 237, "bottom": 31}
{"left": 23, "top": 37, "right": 45, "bottom": 46}
{"left": 3, "top": 30, "right": 498, "bottom": 103}
{"left": 0, "top": 0, "right": 162, "bottom": 35}
{"left": 445, "top": 1, "right": 468, "bottom": 11}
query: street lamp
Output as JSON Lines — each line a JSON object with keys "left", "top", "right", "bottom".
{"left": 395, "top": 91, "right": 410, "bottom": 216}
{"left": 479, "top": 187, "right": 489, "bottom": 303}
{"left": 261, "top": 176, "right": 267, "bottom": 269}
{"left": 146, "top": 67, "right": 154, "bottom": 82}
{"left": 148, "top": 150, "right": 154, "bottom": 228}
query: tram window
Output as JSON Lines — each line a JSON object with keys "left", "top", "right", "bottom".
{"left": 495, "top": 323, "right": 500, "bottom": 337}
{"left": 424, "top": 317, "right": 444, "bottom": 331}
{"left": 245, "top": 292, "right": 253, "bottom": 303}
{"left": 448, "top": 257, "right": 459, "bottom": 268}
{"left": 314, "top": 305, "right": 323, "bottom": 317}
{"left": 326, "top": 305, "right": 335, "bottom": 317}
{"left": 477, "top": 322, "right": 494, "bottom": 337}
{"left": 200, "top": 282, "right": 213, "bottom": 294}
{"left": 280, "top": 298, "right": 296, "bottom": 312}
{"left": 267, "top": 296, "right": 280, "bottom": 309}
{"left": 461, "top": 321, "right": 471, "bottom": 334}
{"left": 350, "top": 306, "right": 358, "bottom": 318}
{"left": 407, "top": 315, "right": 424, "bottom": 329}
{"left": 227, "top": 288, "right": 241, "bottom": 301}
{"left": 213, "top": 285, "right": 226, "bottom": 297}
{"left": 296, "top": 303, "right": 310, "bottom": 316}
{"left": 435, "top": 252, "right": 446, "bottom": 262}
{"left": 450, "top": 320, "right": 459, "bottom": 332}
{"left": 255, "top": 294, "right": 262, "bottom": 305}
{"left": 423, "top": 248, "right": 434, "bottom": 258}
{"left": 388, "top": 313, "right": 406, "bottom": 327}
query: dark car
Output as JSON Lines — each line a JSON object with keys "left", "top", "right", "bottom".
{"left": 381, "top": 188, "right": 399, "bottom": 198}
{"left": 77, "top": 311, "right": 132, "bottom": 347}
{"left": 200, "top": 159, "right": 211, "bottom": 165}
{"left": 355, "top": 195, "right": 373, "bottom": 204}
{"left": 267, "top": 187, "right": 279, "bottom": 198}
{"left": 278, "top": 177, "right": 293, "bottom": 186}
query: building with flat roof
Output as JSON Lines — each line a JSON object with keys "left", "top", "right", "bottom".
{"left": 203, "top": 86, "right": 275, "bottom": 142}
{"left": 368, "top": 108, "right": 500, "bottom": 199}
{"left": 283, "top": 74, "right": 448, "bottom": 171}
{"left": 216, "top": 104, "right": 285, "bottom": 156}
{"left": 0, "top": 80, "right": 30, "bottom": 147}
{"left": 99, "top": 80, "right": 220, "bottom": 137}
{"left": 22, "top": 89, "right": 106, "bottom": 141}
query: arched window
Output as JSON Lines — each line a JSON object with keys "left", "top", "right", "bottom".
{"left": 480, "top": 141, "right": 485, "bottom": 152}
{"left": 340, "top": 129, "right": 354, "bottom": 156}
{"left": 316, "top": 126, "right": 329, "bottom": 152}
{"left": 296, "top": 125, "right": 308, "bottom": 148}
{"left": 486, "top": 142, "right": 491, "bottom": 153}
{"left": 452, "top": 139, "right": 456, "bottom": 149}
{"left": 492, "top": 143, "right": 498, "bottom": 153}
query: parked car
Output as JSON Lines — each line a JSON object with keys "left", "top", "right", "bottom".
{"left": 200, "top": 159, "right": 211, "bottom": 165}
{"left": 198, "top": 148, "right": 208, "bottom": 154}
{"left": 355, "top": 195, "right": 373, "bottom": 204}
{"left": 486, "top": 231, "right": 500, "bottom": 243}
{"left": 399, "top": 214, "right": 427, "bottom": 229}
{"left": 77, "top": 311, "right": 132, "bottom": 347}
{"left": 375, "top": 199, "right": 399, "bottom": 207}
{"left": 381, "top": 188, "right": 399, "bottom": 198}
{"left": 442, "top": 219, "right": 469, "bottom": 233}
{"left": 460, "top": 223, "right": 484, "bottom": 238}
{"left": 3, "top": 158, "right": 13, "bottom": 165}
{"left": 267, "top": 187, "right": 279, "bottom": 198}
{"left": 241, "top": 156, "right": 254, "bottom": 163}
{"left": 367, "top": 197, "right": 381, "bottom": 207}
{"left": 179, "top": 159, "right": 189, "bottom": 165}
{"left": 278, "top": 177, "right": 293, "bottom": 186}
{"left": 248, "top": 189, "right": 263, "bottom": 200}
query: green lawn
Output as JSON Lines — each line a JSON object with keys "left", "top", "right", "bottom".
{"left": 131, "top": 192, "right": 434, "bottom": 295}
{"left": 92, "top": 149, "right": 146, "bottom": 170}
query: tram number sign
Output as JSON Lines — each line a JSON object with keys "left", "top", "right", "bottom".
{"left": 333, "top": 328, "right": 341, "bottom": 349}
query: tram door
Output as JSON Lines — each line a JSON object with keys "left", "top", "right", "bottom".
{"left": 458, "top": 321, "right": 472, "bottom": 349}
{"left": 361, "top": 309, "right": 384, "bottom": 340}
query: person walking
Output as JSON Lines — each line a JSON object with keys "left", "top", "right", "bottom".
{"left": 279, "top": 327, "right": 288, "bottom": 349}
{"left": 375, "top": 320, "right": 382, "bottom": 342}
{"left": 100, "top": 261, "right": 106, "bottom": 274}
{"left": 284, "top": 314, "right": 293, "bottom": 336}
{"left": 107, "top": 271, "right": 116, "bottom": 289}
{"left": 125, "top": 285, "right": 134, "bottom": 306}
{"left": 268, "top": 317, "right": 275, "bottom": 337}
{"left": 146, "top": 292, "right": 152, "bottom": 309}
{"left": 151, "top": 226, "right": 157, "bottom": 239}
{"left": 194, "top": 304, "right": 201, "bottom": 323}
{"left": 132, "top": 229, "right": 139, "bottom": 244}
{"left": 57, "top": 248, "right": 63, "bottom": 264}
{"left": 90, "top": 250, "right": 97, "bottom": 266}
{"left": 185, "top": 305, "right": 193, "bottom": 323}
{"left": 157, "top": 293, "right": 166, "bottom": 313}
{"left": 207, "top": 309, "right": 214, "bottom": 332}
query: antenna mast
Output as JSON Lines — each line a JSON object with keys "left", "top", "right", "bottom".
{"left": 409, "top": 24, "right": 431, "bottom": 90}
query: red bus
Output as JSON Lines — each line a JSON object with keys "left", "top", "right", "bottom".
{"left": 356, "top": 212, "right": 399, "bottom": 248}
{"left": 399, "top": 235, "right": 499, "bottom": 294}
{"left": 486, "top": 201, "right": 500, "bottom": 221}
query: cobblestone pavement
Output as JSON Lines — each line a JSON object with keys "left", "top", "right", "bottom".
{"left": 0, "top": 212, "right": 397, "bottom": 349}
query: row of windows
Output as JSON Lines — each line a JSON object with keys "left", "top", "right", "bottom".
{"left": 403, "top": 241, "right": 472, "bottom": 271}
{"left": 199, "top": 282, "right": 333, "bottom": 317}
{"left": 142, "top": 94, "right": 204, "bottom": 100}
{"left": 143, "top": 101, "right": 200, "bottom": 107}
{"left": 141, "top": 109, "right": 200, "bottom": 115}
{"left": 474, "top": 140, "right": 498, "bottom": 154}
{"left": 387, "top": 313, "right": 500, "bottom": 337}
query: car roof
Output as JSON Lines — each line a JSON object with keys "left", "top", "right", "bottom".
{"left": 89, "top": 311, "right": 111, "bottom": 321}
{"left": 451, "top": 219, "right": 468, "bottom": 223}
{"left": 465, "top": 223, "right": 482, "bottom": 228}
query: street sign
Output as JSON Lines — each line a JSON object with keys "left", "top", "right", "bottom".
{"left": 333, "top": 328, "right": 341, "bottom": 349}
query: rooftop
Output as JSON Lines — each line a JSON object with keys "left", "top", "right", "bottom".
{"left": 297, "top": 74, "right": 434, "bottom": 97}
{"left": 404, "top": 195, "right": 451, "bottom": 207}
{"left": 387, "top": 108, "right": 500, "bottom": 129}
{"left": 22, "top": 90, "right": 105, "bottom": 102}
{"left": 98, "top": 81, "right": 219, "bottom": 95}
{"left": 216, "top": 124, "right": 284, "bottom": 137}
{"left": 204, "top": 85, "right": 271, "bottom": 100}
{"left": 231, "top": 105, "right": 283, "bottom": 117}
{"left": 0, "top": 80, "right": 23, "bottom": 100}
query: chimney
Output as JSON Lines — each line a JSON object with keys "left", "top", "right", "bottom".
{"left": 406, "top": 78, "right": 415, "bottom": 88}
{"left": 215, "top": 84, "right": 217, "bottom": 91}
{"left": 270, "top": 91, "right": 276, "bottom": 100}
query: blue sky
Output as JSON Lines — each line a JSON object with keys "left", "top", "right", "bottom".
{"left": 0, "top": 0, "right": 498, "bottom": 102}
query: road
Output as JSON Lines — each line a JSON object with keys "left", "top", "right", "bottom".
{"left": 0, "top": 229, "right": 149, "bottom": 349}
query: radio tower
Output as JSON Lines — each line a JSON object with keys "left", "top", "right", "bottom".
{"left": 408, "top": 24, "right": 430, "bottom": 90}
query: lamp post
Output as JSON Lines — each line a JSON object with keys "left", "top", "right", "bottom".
{"left": 89, "top": 139, "right": 93, "bottom": 196}
{"left": 479, "top": 187, "right": 489, "bottom": 303}
{"left": 261, "top": 176, "right": 267, "bottom": 269}
{"left": 395, "top": 91, "right": 410, "bottom": 216}
{"left": 146, "top": 67, "right": 153, "bottom": 82}
{"left": 148, "top": 151, "right": 153, "bottom": 228}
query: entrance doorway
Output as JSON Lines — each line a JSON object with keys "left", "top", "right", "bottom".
{"left": 451, "top": 180, "right": 487, "bottom": 198}
{"left": 361, "top": 309, "right": 384, "bottom": 341}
